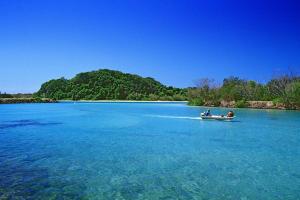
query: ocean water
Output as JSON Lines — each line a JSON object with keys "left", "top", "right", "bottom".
{"left": 0, "top": 102, "right": 300, "bottom": 199}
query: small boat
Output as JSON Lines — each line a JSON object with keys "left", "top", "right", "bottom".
{"left": 200, "top": 113, "right": 234, "bottom": 120}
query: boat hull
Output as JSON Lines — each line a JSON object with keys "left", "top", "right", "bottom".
{"left": 200, "top": 114, "right": 234, "bottom": 120}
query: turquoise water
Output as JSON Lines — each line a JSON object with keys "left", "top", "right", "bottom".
{"left": 0, "top": 102, "right": 300, "bottom": 199}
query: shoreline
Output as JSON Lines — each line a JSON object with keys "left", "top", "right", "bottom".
{"left": 188, "top": 105, "right": 297, "bottom": 111}
{"left": 1, "top": 99, "right": 298, "bottom": 111}
{"left": 59, "top": 100, "right": 299, "bottom": 111}
{"left": 190, "top": 100, "right": 299, "bottom": 111}
{"left": 0, "top": 98, "right": 57, "bottom": 104}
{"left": 59, "top": 100, "right": 188, "bottom": 103}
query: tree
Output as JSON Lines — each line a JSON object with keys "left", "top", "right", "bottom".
{"left": 267, "top": 73, "right": 300, "bottom": 107}
{"left": 187, "top": 78, "right": 220, "bottom": 106}
{"left": 0, "top": 92, "right": 13, "bottom": 98}
{"left": 35, "top": 69, "right": 187, "bottom": 100}
{"left": 286, "top": 81, "right": 300, "bottom": 107}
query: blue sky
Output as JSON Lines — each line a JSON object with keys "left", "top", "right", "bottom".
{"left": 0, "top": 0, "right": 300, "bottom": 93}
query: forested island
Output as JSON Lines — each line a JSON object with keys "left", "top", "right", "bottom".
{"left": 34, "top": 69, "right": 187, "bottom": 101}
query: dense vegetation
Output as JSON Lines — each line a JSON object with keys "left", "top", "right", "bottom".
{"left": 0, "top": 92, "right": 32, "bottom": 98}
{"left": 0, "top": 98, "right": 56, "bottom": 104}
{"left": 188, "top": 74, "right": 300, "bottom": 109}
{"left": 34, "top": 69, "right": 187, "bottom": 101}
{"left": 5, "top": 69, "right": 299, "bottom": 109}
{"left": 0, "top": 92, "right": 13, "bottom": 98}
{"left": 0, "top": 92, "right": 56, "bottom": 104}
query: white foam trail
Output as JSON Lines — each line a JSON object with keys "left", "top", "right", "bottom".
{"left": 145, "top": 115, "right": 201, "bottom": 120}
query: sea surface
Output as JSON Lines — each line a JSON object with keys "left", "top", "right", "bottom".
{"left": 0, "top": 102, "right": 300, "bottom": 199}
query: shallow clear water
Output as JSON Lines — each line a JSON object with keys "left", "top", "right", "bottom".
{"left": 0, "top": 102, "right": 300, "bottom": 199}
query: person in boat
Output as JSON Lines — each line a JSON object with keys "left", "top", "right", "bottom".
{"left": 227, "top": 111, "right": 234, "bottom": 117}
{"left": 205, "top": 109, "right": 211, "bottom": 116}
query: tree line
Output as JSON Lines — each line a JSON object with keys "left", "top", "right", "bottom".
{"left": 4, "top": 69, "right": 300, "bottom": 109}
{"left": 0, "top": 92, "right": 32, "bottom": 98}
{"left": 188, "top": 73, "right": 300, "bottom": 109}
{"left": 34, "top": 69, "right": 187, "bottom": 101}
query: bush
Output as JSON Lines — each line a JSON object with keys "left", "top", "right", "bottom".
{"left": 0, "top": 93, "right": 13, "bottom": 98}
{"left": 159, "top": 96, "right": 174, "bottom": 101}
{"left": 235, "top": 100, "right": 249, "bottom": 108}
{"left": 211, "top": 99, "right": 221, "bottom": 106}
{"left": 172, "top": 94, "right": 186, "bottom": 101}
{"left": 188, "top": 98, "right": 204, "bottom": 106}
{"left": 286, "top": 81, "right": 300, "bottom": 106}
{"left": 148, "top": 94, "right": 159, "bottom": 101}
{"left": 34, "top": 97, "right": 42, "bottom": 102}
{"left": 272, "top": 98, "right": 283, "bottom": 105}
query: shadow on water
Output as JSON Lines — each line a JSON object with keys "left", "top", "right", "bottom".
{"left": 0, "top": 120, "right": 62, "bottom": 130}
{"left": 0, "top": 160, "right": 87, "bottom": 199}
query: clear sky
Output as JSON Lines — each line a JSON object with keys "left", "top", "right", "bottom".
{"left": 0, "top": 0, "right": 300, "bottom": 93}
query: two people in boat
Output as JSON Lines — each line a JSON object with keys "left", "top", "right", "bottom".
{"left": 203, "top": 109, "right": 234, "bottom": 117}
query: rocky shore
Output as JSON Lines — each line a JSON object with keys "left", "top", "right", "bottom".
{"left": 218, "top": 100, "right": 298, "bottom": 110}
{"left": 0, "top": 98, "right": 57, "bottom": 104}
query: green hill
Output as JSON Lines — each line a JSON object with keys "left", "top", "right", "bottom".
{"left": 35, "top": 69, "right": 187, "bottom": 101}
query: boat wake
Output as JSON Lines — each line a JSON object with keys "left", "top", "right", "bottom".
{"left": 145, "top": 115, "right": 201, "bottom": 120}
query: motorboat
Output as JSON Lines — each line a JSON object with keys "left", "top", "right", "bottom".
{"left": 200, "top": 112, "right": 235, "bottom": 120}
